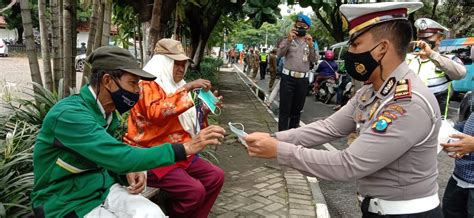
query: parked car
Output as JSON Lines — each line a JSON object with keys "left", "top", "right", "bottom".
{"left": 459, "top": 91, "right": 472, "bottom": 122}
{"left": 0, "top": 38, "right": 9, "bottom": 57}
{"left": 438, "top": 37, "right": 474, "bottom": 93}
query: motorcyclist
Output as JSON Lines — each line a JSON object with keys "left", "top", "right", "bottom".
{"left": 313, "top": 50, "right": 338, "bottom": 94}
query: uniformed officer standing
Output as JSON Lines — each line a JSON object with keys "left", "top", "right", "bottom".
{"left": 245, "top": 2, "right": 444, "bottom": 217}
{"left": 407, "top": 18, "right": 466, "bottom": 118}
{"left": 277, "top": 13, "right": 317, "bottom": 131}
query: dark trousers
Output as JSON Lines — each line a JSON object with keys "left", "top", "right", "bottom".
{"left": 147, "top": 157, "right": 225, "bottom": 218}
{"left": 259, "top": 63, "right": 267, "bottom": 79}
{"left": 278, "top": 73, "right": 309, "bottom": 131}
{"left": 442, "top": 176, "right": 474, "bottom": 217}
{"left": 361, "top": 197, "right": 443, "bottom": 218}
{"left": 435, "top": 91, "right": 448, "bottom": 117}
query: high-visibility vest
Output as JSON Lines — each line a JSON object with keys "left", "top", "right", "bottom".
{"left": 260, "top": 53, "right": 268, "bottom": 63}
{"left": 406, "top": 53, "right": 450, "bottom": 94}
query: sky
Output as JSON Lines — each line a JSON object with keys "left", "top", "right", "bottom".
{"left": 278, "top": 4, "right": 315, "bottom": 17}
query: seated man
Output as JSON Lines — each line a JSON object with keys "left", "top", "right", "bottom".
{"left": 125, "top": 38, "right": 224, "bottom": 218}
{"left": 31, "top": 46, "right": 225, "bottom": 217}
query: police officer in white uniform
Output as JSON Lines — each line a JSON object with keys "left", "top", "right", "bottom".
{"left": 244, "top": 2, "right": 444, "bottom": 217}
{"left": 407, "top": 18, "right": 466, "bottom": 118}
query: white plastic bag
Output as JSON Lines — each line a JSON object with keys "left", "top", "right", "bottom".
{"left": 437, "top": 119, "right": 461, "bottom": 154}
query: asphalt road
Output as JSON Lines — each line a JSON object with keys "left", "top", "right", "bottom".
{"left": 234, "top": 63, "right": 456, "bottom": 217}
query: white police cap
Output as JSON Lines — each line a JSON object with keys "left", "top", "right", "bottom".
{"left": 414, "top": 18, "right": 449, "bottom": 38}
{"left": 340, "top": 2, "right": 423, "bottom": 41}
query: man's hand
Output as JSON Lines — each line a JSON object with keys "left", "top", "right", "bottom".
{"left": 442, "top": 133, "right": 474, "bottom": 158}
{"left": 414, "top": 40, "right": 434, "bottom": 57}
{"left": 305, "top": 34, "right": 313, "bottom": 48}
{"left": 245, "top": 132, "right": 278, "bottom": 158}
{"left": 126, "top": 172, "right": 146, "bottom": 194}
{"left": 184, "top": 79, "right": 211, "bottom": 91}
{"left": 288, "top": 29, "right": 297, "bottom": 41}
{"left": 183, "top": 125, "right": 225, "bottom": 155}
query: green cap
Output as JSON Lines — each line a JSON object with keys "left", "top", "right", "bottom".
{"left": 86, "top": 46, "right": 156, "bottom": 81}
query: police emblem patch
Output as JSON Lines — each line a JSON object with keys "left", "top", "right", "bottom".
{"left": 355, "top": 63, "right": 366, "bottom": 74}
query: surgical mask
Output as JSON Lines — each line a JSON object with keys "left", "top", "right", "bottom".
{"left": 108, "top": 80, "right": 139, "bottom": 114}
{"left": 198, "top": 89, "right": 220, "bottom": 114}
{"left": 228, "top": 122, "right": 248, "bottom": 147}
{"left": 343, "top": 43, "right": 384, "bottom": 82}
{"left": 296, "top": 28, "right": 307, "bottom": 37}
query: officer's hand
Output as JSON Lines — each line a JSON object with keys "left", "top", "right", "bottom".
{"left": 184, "top": 79, "right": 212, "bottom": 91}
{"left": 441, "top": 133, "right": 474, "bottom": 158}
{"left": 415, "top": 40, "right": 433, "bottom": 57}
{"left": 184, "top": 125, "right": 225, "bottom": 155}
{"left": 126, "top": 172, "right": 146, "bottom": 194}
{"left": 305, "top": 34, "right": 314, "bottom": 47}
{"left": 245, "top": 132, "right": 278, "bottom": 158}
{"left": 288, "top": 29, "right": 297, "bottom": 41}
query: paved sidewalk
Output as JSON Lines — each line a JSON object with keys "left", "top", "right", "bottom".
{"left": 209, "top": 67, "right": 317, "bottom": 217}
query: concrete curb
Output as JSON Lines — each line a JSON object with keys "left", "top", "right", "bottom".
{"left": 229, "top": 64, "right": 330, "bottom": 218}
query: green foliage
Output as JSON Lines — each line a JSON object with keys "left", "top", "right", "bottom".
{"left": 0, "top": 80, "right": 74, "bottom": 217}
{"left": 185, "top": 56, "right": 223, "bottom": 85}
{"left": 242, "top": 0, "right": 281, "bottom": 28}
{"left": 112, "top": 4, "right": 138, "bottom": 49}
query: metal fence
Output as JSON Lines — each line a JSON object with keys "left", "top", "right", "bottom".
{"left": 7, "top": 44, "right": 41, "bottom": 53}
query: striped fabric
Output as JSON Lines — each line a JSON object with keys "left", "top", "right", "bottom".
{"left": 453, "top": 113, "right": 474, "bottom": 183}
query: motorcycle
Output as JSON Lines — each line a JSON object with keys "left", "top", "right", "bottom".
{"left": 314, "top": 75, "right": 337, "bottom": 104}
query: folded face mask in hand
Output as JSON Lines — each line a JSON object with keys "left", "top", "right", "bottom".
{"left": 228, "top": 122, "right": 248, "bottom": 147}
{"left": 198, "top": 89, "right": 220, "bottom": 114}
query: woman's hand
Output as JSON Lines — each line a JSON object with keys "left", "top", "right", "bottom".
{"left": 184, "top": 79, "right": 211, "bottom": 91}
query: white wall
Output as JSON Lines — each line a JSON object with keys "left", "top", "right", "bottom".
{"left": 0, "top": 28, "right": 17, "bottom": 40}
{"left": 77, "top": 32, "right": 89, "bottom": 47}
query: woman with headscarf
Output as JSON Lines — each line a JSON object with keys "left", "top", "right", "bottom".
{"left": 124, "top": 38, "right": 224, "bottom": 218}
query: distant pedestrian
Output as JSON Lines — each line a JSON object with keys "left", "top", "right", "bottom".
{"left": 243, "top": 49, "right": 250, "bottom": 72}
{"left": 268, "top": 49, "right": 278, "bottom": 89}
{"left": 251, "top": 50, "right": 260, "bottom": 82}
{"left": 259, "top": 48, "right": 269, "bottom": 80}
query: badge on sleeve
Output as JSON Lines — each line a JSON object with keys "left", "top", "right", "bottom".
{"left": 371, "top": 113, "right": 398, "bottom": 133}
{"left": 394, "top": 79, "right": 412, "bottom": 100}
{"left": 385, "top": 104, "right": 406, "bottom": 115}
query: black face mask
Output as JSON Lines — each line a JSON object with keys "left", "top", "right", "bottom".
{"left": 296, "top": 28, "right": 307, "bottom": 37}
{"left": 421, "top": 39, "right": 437, "bottom": 49}
{"left": 108, "top": 79, "right": 139, "bottom": 114}
{"left": 344, "top": 43, "right": 384, "bottom": 82}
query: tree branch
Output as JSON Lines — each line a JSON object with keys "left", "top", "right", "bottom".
{"left": 0, "top": 0, "right": 17, "bottom": 13}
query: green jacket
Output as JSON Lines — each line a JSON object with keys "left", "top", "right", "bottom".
{"left": 31, "top": 85, "right": 186, "bottom": 217}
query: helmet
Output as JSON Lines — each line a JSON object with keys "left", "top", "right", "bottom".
{"left": 325, "top": 50, "right": 335, "bottom": 61}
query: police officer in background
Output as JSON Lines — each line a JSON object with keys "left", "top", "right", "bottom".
{"left": 245, "top": 2, "right": 444, "bottom": 217}
{"left": 407, "top": 18, "right": 466, "bottom": 118}
{"left": 259, "top": 48, "right": 269, "bottom": 80}
{"left": 277, "top": 13, "right": 317, "bottom": 131}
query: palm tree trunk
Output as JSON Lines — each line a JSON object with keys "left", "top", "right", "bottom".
{"left": 39, "top": 0, "right": 53, "bottom": 91}
{"left": 50, "top": 0, "right": 62, "bottom": 92}
{"left": 94, "top": 0, "right": 105, "bottom": 49}
{"left": 63, "top": 0, "right": 73, "bottom": 96}
{"left": 82, "top": 0, "right": 100, "bottom": 85}
{"left": 70, "top": 0, "right": 77, "bottom": 90}
{"left": 20, "top": 0, "right": 43, "bottom": 96}
{"left": 146, "top": 0, "right": 162, "bottom": 59}
{"left": 101, "top": 0, "right": 112, "bottom": 46}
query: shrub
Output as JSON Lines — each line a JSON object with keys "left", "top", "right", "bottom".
{"left": 184, "top": 56, "right": 224, "bottom": 85}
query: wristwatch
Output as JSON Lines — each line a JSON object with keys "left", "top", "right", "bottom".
{"left": 270, "top": 133, "right": 277, "bottom": 138}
